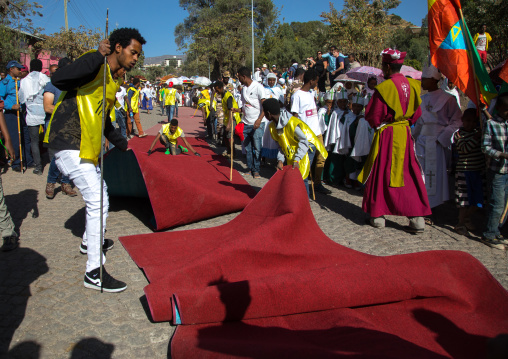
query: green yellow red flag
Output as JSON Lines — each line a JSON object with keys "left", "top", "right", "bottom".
{"left": 428, "top": 0, "right": 497, "bottom": 106}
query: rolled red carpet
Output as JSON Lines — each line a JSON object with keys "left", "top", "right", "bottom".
{"left": 104, "top": 135, "right": 256, "bottom": 230}
{"left": 120, "top": 168, "right": 508, "bottom": 358}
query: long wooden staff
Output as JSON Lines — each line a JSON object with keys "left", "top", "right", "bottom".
{"left": 14, "top": 79, "right": 24, "bottom": 173}
{"left": 230, "top": 115, "right": 234, "bottom": 181}
{"left": 99, "top": 9, "right": 109, "bottom": 292}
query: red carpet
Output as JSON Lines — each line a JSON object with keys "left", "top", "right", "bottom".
{"left": 104, "top": 135, "right": 256, "bottom": 230}
{"left": 120, "top": 168, "right": 508, "bottom": 358}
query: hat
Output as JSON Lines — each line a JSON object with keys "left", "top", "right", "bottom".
{"left": 380, "top": 48, "right": 406, "bottom": 64}
{"left": 6, "top": 60, "right": 23, "bottom": 70}
{"left": 262, "top": 64, "right": 267, "bottom": 68}
{"left": 352, "top": 93, "right": 366, "bottom": 106}
{"left": 334, "top": 89, "right": 348, "bottom": 101}
{"left": 222, "top": 71, "right": 231, "bottom": 77}
{"left": 267, "top": 73, "right": 277, "bottom": 79}
{"left": 324, "top": 91, "right": 334, "bottom": 101}
{"left": 278, "top": 78, "right": 285, "bottom": 85}
{"left": 272, "top": 65, "right": 276, "bottom": 68}
{"left": 422, "top": 64, "right": 441, "bottom": 81}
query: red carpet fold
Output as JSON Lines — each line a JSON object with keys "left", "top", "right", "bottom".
{"left": 120, "top": 168, "right": 508, "bottom": 358}
{"left": 104, "top": 135, "right": 255, "bottom": 230}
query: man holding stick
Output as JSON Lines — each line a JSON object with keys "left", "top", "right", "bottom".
{"left": 45, "top": 28, "right": 146, "bottom": 292}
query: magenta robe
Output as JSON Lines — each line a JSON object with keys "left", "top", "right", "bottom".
{"left": 362, "top": 73, "right": 431, "bottom": 217}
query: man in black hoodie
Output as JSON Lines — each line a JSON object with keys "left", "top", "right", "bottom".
{"left": 46, "top": 28, "right": 146, "bottom": 292}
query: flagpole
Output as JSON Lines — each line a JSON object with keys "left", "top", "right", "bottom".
{"left": 458, "top": 9, "right": 483, "bottom": 129}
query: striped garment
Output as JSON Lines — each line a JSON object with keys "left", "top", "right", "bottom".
{"left": 454, "top": 128, "right": 485, "bottom": 172}
{"left": 455, "top": 171, "right": 485, "bottom": 208}
{"left": 482, "top": 114, "right": 508, "bottom": 173}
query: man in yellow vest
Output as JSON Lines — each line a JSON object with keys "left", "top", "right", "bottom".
{"left": 262, "top": 98, "right": 328, "bottom": 198}
{"left": 126, "top": 77, "right": 147, "bottom": 138}
{"left": 45, "top": 28, "right": 146, "bottom": 292}
{"left": 213, "top": 81, "right": 241, "bottom": 156}
{"left": 164, "top": 82, "right": 177, "bottom": 123}
{"left": 147, "top": 119, "right": 200, "bottom": 156}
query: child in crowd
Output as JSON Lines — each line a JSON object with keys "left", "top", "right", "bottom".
{"left": 481, "top": 92, "right": 508, "bottom": 250}
{"left": 147, "top": 119, "right": 201, "bottom": 157}
{"left": 453, "top": 108, "right": 484, "bottom": 235}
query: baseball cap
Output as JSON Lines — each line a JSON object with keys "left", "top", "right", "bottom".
{"left": 20, "top": 66, "right": 28, "bottom": 72}
{"left": 6, "top": 61, "right": 23, "bottom": 70}
{"left": 272, "top": 65, "right": 276, "bottom": 68}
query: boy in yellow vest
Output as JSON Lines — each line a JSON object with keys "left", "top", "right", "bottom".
{"left": 262, "top": 98, "right": 328, "bottom": 198}
{"left": 213, "top": 81, "right": 241, "bottom": 155}
{"left": 164, "top": 83, "right": 177, "bottom": 123}
{"left": 126, "top": 77, "right": 147, "bottom": 138}
{"left": 147, "top": 119, "right": 200, "bottom": 156}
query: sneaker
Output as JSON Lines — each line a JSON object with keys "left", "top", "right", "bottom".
{"left": 61, "top": 183, "right": 77, "bottom": 197}
{"left": 80, "top": 238, "right": 114, "bottom": 255}
{"left": 480, "top": 237, "right": 506, "bottom": 250}
{"left": 33, "top": 168, "right": 43, "bottom": 175}
{"left": 315, "top": 184, "right": 332, "bottom": 195}
{"left": 1, "top": 235, "right": 19, "bottom": 251}
{"left": 139, "top": 133, "right": 148, "bottom": 138}
{"left": 495, "top": 235, "right": 508, "bottom": 245}
{"left": 84, "top": 266, "right": 127, "bottom": 293}
{"left": 165, "top": 149, "right": 171, "bottom": 155}
{"left": 46, "top": 183, "right": 56, "bottom": 199}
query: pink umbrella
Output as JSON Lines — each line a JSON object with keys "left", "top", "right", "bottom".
{"left": 346, "top": 66, "right": 384, "bottom": 84}
{"left": 347, "top": 65, "right": 422, "bottom": 83}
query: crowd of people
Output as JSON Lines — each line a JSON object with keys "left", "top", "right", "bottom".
{"left": 0, "top": 25, "right": 506, "bottom": 294}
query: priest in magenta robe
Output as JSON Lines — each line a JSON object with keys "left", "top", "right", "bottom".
{"left": 357, "top": 48, "right": 431, "bottom": 233}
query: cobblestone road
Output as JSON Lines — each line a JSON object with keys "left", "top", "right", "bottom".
{"left": 0, "top": 105, "right": 506, "bottom": 358}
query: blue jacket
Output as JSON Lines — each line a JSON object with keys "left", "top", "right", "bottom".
{"left": 0, "top": 74, "right": 19, "bottom": 110}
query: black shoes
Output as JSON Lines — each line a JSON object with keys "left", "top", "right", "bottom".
{"left": 315, "top": 184, "right": 332, "bottom": 195}
{"left": 1, "top": 235, "right": 19, "bottom": 251}
{"left": 80, "top": 238, "right": 114, "bottom": 254}
{"left": 84, "top": 266, "right": 127, "bottom": 292}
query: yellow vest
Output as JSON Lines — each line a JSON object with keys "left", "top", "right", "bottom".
{"left": 129, "top": 86, "right": 140, "bottom": 113}
{"left": 269, "top": 116, "right": 328, "bottom": 179}
{"left": 161, "top": 125, "right": 183, "bottom": 145}
{"left": 197, "top": 97, "right": 217, "bottom": 119}
{"left": 357, "top": 77, "right": 422, "bottom": 188}
{"left": 221, "top": 91, "right": 241, "bottom": 126}
{"left": 165, "top": 88, "right": 177, "bottom": 106}
{"left": 44, "top": 50, "right": 119, "bottom": 165}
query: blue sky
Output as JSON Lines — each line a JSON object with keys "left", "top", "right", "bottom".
{"left": 32, "top": 0, "right": 428, "bottom": 58}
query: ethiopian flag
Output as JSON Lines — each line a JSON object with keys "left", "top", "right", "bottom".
{"left": 428, "top": 0, "right": 497, "bottom": 106}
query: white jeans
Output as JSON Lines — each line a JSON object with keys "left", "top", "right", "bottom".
{"left": 55, "top": 150, "right": 108, "bottom": 272}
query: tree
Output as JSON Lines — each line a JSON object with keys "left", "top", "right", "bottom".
{"left": 321, "top": 0, "right": 402, "bottom": 66}
{"left": 175, "top": 0, "right": 277, "bottom": 79}
{"left": 461, "top": 0, "right": 508, "bottom": 67}
{"left": 0, "top": 0, "right": 42, "bottom": 67}
{"left": 34, "top": 26, "right": 102, "bottom": 60}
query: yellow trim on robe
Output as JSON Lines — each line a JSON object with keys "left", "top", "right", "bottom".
{"left": 221, "top": 91, "right": 241, "bottom": 126}
{"left": 269, "top": 116, "right": 328, "bottom": 179}
{"left": 376, "top": 78, "right": 422, "bottom": 122}
{"left": 161, "top": 125, "right": 183, "bottom": 145}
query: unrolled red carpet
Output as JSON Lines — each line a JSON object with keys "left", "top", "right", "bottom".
{"left": 120, "top": 168, "right": 508, "bottom": 358}
{"left": 104, "top": 135, "right": 256, "bottom": 230}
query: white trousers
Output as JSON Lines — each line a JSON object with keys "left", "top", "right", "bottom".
{"left": 55, "top": 150, "right": 108, "bottom": 272}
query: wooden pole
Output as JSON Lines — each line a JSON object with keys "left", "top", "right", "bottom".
{"left": 459, "top": 9, "right": 483, "bottom": 129}
{"left": 14, "top": 79, "right": 23, "bottom": 173}
{"left": 99, "top": 9, "right": 109, "bottom": 292}
{"left": 229, "top": 118, "right": 234, "bottom": 181}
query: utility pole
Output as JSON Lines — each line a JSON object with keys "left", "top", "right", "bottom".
{"left": 64, "top": 0, "right": 69, "bottom": 31}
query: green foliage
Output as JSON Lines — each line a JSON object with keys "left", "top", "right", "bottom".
{"left": 461, "top": 0, "right": 508, "bottom": 67}
{"left": 175, "top": 0, "right": 277, "bottom": 78}
{"left": 404, "top": 58, "right": 422, "bottom": 71}
{"left": 321, "top": 0, "right": 402, "bottom": 66}
{"left": 34, "top": 26, "right": 102, "bottom": 60}
{"left": 388, "top": 25, "right": 428, "bottom": 68}
{"left": 0, "top": 0, "right": 43, "bottom": 68}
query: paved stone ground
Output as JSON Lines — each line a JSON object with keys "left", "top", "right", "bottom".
{"left": 0, "top": 105, "right": 506, "bottom": 359}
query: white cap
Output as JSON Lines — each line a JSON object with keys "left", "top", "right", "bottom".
{"left": 267, "top": 73, "right": 277, "bottom": 79}
{"left": 422, "top": 64, "right": 441, "bottom": 80}
{"left": 352, "top": 93, "right": 366, "bottom": 106}
{"left": 278, "top": 78, "right": 285, "bottom": 85}
{"left": 334, "top": 89, "right": 348, "bottom": 100}
{"left": 287, "top": 79, "right": 293, "bottom": 86}
{"left": 324, "top": 91, "right": 334, "bottom": 101}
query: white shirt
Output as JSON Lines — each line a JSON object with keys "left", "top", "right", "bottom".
{"left": 264, "top": 85, "right": 284, "bottom": 104}
{"left": 241, "top": 81, "right": 266, "bottom": 125}
{"left": 475, "top": 34, "right": 487, "bottom": 51}
{"left": 19, "top": 71, "right": 50, "bottom": 126}
{"left": 291, "top": 89, "right": 321, "bottom": 136}
{"left": 116, "top": 87, "right": 127, "bottom": 108}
